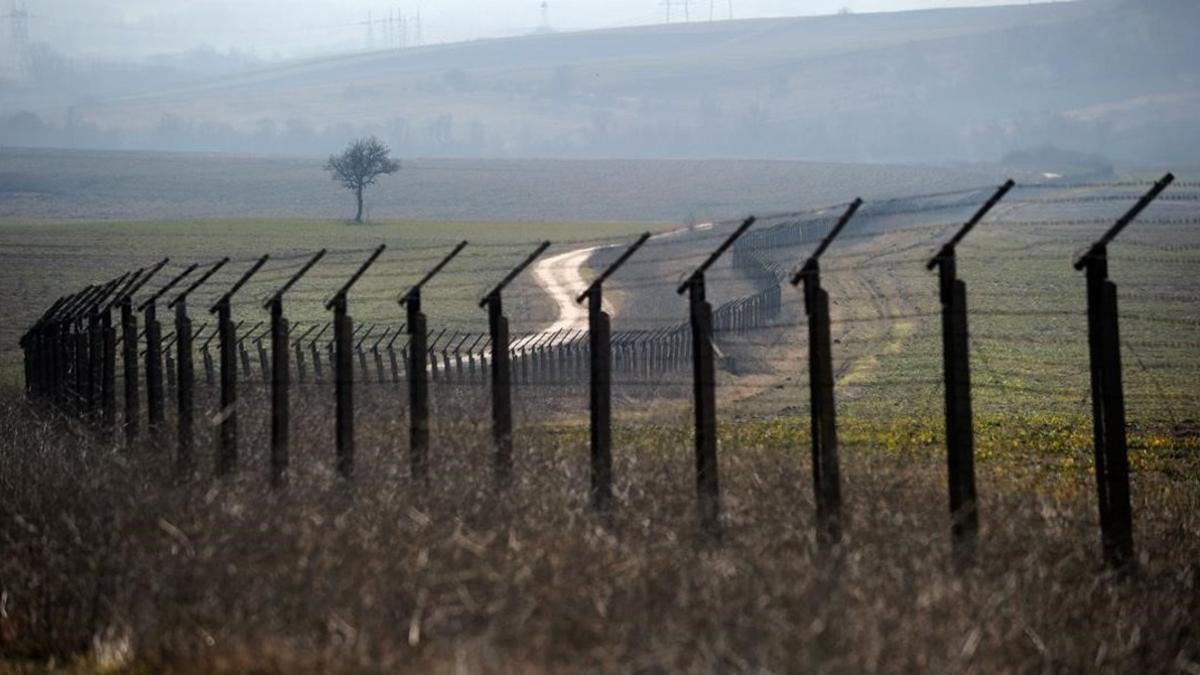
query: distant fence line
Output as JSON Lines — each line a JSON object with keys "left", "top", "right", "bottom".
{"left": 17, "top": 173, "right": 1187, "bottom": 572}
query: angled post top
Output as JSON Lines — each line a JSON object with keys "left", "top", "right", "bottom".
{"left": 265, "top": 250, "right": 326, "bottom": 310}
{"left": 790, "top": 199, "right": 863, "bottom": 286}
{"left": 171, "top": 257, "right": 231, "bottom": 309}
{"left": 326, "top": 245, "right": 385, "bottom": 310}
{"left": 1074, "top": 172, "right": 1174, "bottom": 271}
{"left": 401, "top": 241, "right": 468, "bottom": 306}
{"left": 926, "top": 180, "right": 1014, "bottom": 271}
{"left": 678, "top": 217, "right": 756, "bottom": 295}
{"left": 210, "top": 255, "right": 270, "bottom": 314}
{"left": 479, "top": 241, "right": 551, "bottom": 308}
{"left": 575, "top": 232, "right": 651, "bottom": 304}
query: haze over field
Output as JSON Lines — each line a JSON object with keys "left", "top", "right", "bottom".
{"left": 2, "top": 0, "right": 1197, "bottom": 166}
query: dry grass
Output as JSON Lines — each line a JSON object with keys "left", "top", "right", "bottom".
{"left": 2, "top": 391, "right": 1198, "bottom": 674}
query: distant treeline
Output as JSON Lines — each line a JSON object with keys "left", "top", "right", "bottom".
{"left": 0, "top": 104, "right": 1163, "bottom": 167}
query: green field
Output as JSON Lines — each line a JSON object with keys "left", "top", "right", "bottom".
{"left": 2, "top": 164, "right": 1198, "bottom": 671}
{"left": 0, "top": 217, "right": 667, "bottom": 390}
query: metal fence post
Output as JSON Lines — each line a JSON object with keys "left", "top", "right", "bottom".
{"left": 311, "top": 323, "right": 329, "bottom": 384}
{"left": 677, "top": 218, "right": 756, "bottom": 536}
{"left": 927, "top": 181, "right": 1013, "bottom": 564}
{"left": 407, "top": 296, "right": 429, "bottom": 478}
{"left": 170, "top": 257, "right": 228, "bottom": 476}
{"left": 140, "top": 264, "right": 196, "bottom": 441}
{"left": 216, "top": 300, "right": 237, "bottom": 475}
{"left": 577, "top": 233, "right": 650, "bottom": 517}
{"left": 334, "top": 295, "right": 355, "bottom": 478}
{"left": 791, "top": 201, "right": 861, "bottom": 548}
{"left": 294, "top": 325, "right": 316, "bottom": 384}
{"left": 1073, "top": 172, "right": 1173, "bottom": 569}
{"left": 97, "top": 273, "right": 141, "bottom": 441}
{"left": 689, "top": 277, "right": 720, "bottom": 535}
{"left": 143, "top": 301, "right": 164, "bottom": 434}
{"left": 176, "top": 309, "right": 194, "bottom": 468}
{"left": 121, "top": 296, "right": 139, "bottom": 445}
{"left": 479, "top": 242, "right": 550, "bottom": 488}
{"left": 210, "top": 255, "right": 270, "bottom": 477}
{"left": 590, "top": 292, "right": 614, "bottom": 513}
{"left": 326, "top": 245, "right": 386, "bottom": 480}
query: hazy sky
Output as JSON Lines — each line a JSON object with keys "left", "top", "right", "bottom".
{"left": 17, "top": 0, "right": 1064, "bottom": 60}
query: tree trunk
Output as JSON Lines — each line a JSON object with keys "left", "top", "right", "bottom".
{"left": 355, "top": 186, "right": 364, "bottom": 223}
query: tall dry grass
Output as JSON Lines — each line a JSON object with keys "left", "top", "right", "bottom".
{"left": 1, "top": 394, "right": 1198, "bottom": 673}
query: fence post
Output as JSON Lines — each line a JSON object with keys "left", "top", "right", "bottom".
{"left": 87, "top": 301, "right": 103, "bottom": 423}
{"left": 311, "top": 323, "right": 329, "bottom": 384}
{"left": 143, "top": 297, "right": 164, "bottom": 433}
{"left": 19, "top": 296, "right": 68, "bottom": 403}
{"left": 87, "top": 295, "right": 109, "bottom": 423}
{"left": 386, "top": 329, "right": 403, "bottom": 384}
{"left": 677, "top": 218, "right": 756, "bottom": 536}
{"left": 466, "top": 334, "right": 485, "bottom": 383}
{"left": 354, "top": 324, "right": 375, "bottom": 382}
{"left": 118, "top": 260, "right": 167, "bottom": 448}
{"left": 480, "top": 242, "right": 551, "bottom": 487}
{"left": 1073, "top": 172, "right": 1173, "bottom": 569}
{"left": 74, "top": 306, "right": 90, "bottom": 416}
{"left": 294, "top": 324, "right": 316, "bottom": 384}
{"left": 400, "top": 241, "right": 467, "bottom": 482}
{"left": 53, "top": 293, "right": 87, "bottom": 406}
{"left": 790, "top": 200, "right": 861, "bottom": 548}
{"left": 176, "top": 314, "right": 194, "bottom": 467}
{"left": 82, "top": 279, "right": 128, "bottom": 422}
{"left": 56, "top": 290, "right": 94, "bottom": 412}
{"left": 690, "top": 277, "right": 720, "bottom": 534}
{"left": 163, "top": 333, "right": 177, "bottom": 395}
{"left": 237, "top": 322, "right": 261, "bottom": 380}
{"left": 326, "top": 245, "right": 386, "bottom": 480}
{"left": 372, "top": 329, "right": 391, "bottom": 383}
{"left": 169, "top": 257, "right": 229, "bottom": 476}
{"left": 216, "top": 302, "right": 237, "bottom": 474}
{"left": 141, "top": 264, "right": 197, "bottom": 441}
{"left": 201, "top": 334, "right": 216, "bottom": 386}
{"left": 927, "top": 181, "right": 1013, "bottom": 564}
{"left": 210, "top": 255, "right": 270, "bottom": 477}
{"left": 577, "top": 233, "right": 650, "bottom": 517}
{"left": 97, "top": 274, "right": 139, "bottom": 441}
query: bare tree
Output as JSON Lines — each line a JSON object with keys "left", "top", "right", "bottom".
{"left": 325, "top": 136, "right": 400, "bottom": 223}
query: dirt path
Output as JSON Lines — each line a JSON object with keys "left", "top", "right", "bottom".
{"left": 531, "top": 224, "right": 705, "bottom": 335}
{"left": 532, "top": 245, "right": 607, "bottom": 334}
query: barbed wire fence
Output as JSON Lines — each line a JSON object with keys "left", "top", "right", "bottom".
{"left": 16, "top": 173, "right": 1199, "bottom": 571}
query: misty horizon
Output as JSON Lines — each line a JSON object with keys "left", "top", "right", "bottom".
{"left": 7, "top": 0, "right": 1065, "bottom": 62}
{"left": 2, "top": 0, "right": 1197, "bottom": 169}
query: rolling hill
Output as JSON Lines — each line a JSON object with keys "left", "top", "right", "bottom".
{"left": 5, "top": 0, "right": 1199, "bottom": 164}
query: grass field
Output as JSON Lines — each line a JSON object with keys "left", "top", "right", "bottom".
{"left": 0, "top": 148, "right": 1013, "bottom": 223}
{"left": 0, "top": 217, "right": 670, "bottom": 390}
{"left": 2, "top": 165, "right": 1198, "bottom": 671}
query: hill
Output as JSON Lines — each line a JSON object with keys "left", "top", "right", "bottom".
{"left": 3, "top": 1, "right": 1198, "bottom": 164}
